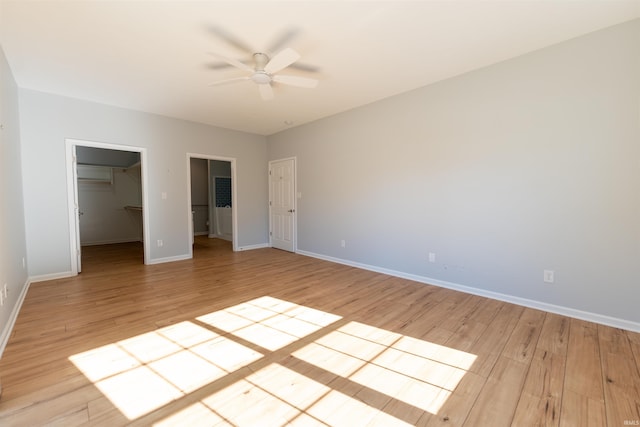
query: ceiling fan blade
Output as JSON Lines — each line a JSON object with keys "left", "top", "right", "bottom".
{"left": 288, "top": 62, "right": 320, "bottom": 73}
{"left": 267, "top": 28, "right": 300, "bottom": 54}
{"left": 207, "top": 25, "right": 254, "bottom": 54}
{"left": 208, "top": 77, "right": 250, "bottom": 87}
{"left": 264, "top": 48, "right": 300, "bottom": 74}
{"left": 273, "top": 75, "right": 319, "bottom": 88}
{"left": 258, "top": 84, "right": 274, "bottom": 101}
{"left": 208, "top": 52, "right": 254, "bottom": 73}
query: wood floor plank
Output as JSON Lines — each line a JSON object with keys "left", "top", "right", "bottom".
{"left": 437, "top": 294, "right": 484, "bottom": 332}
{"left": 511, "top": 313, "right": 569, "bottom": 427}
{"left": 629, "top": 329, "right": 640, "bottom": 373}
{"left": 535, "top": 313, "right": 570, "bottom": 355}
{"left": 0, "top": 237, "right": 638, "bottom": 426}
{"left": 0, "top": 383, "right": 99, "bottom": 427}
{"left": 463, "top": 356, "right": 529, "bottom": 426}
{"left": 443, "top": 319, "right": 489, "bottom": 354}
{"left": 559, "top": 319, "right": 606, "bottom": 427}
{"left": 501, "top": 308, "right": 546, "bottom": 364}
{"left": 562, "top": 319, "right": 604, "bottom": 399}
{"left": 418, "top": 370, "right": 486, "bottom": 427}
{"left": 598, "top": 325, "right": 640, "bottom": 426}
{"left": 511, "top": 348, "right": 565, "bottom": 426}
{"left": 559, "top": 389, "right": 606, "bottom": 427}
{"left": 467, "top": 303, "right": 523, "bottom": 378}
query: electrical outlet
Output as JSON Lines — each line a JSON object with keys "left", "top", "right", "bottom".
{"left": 544, "top": 270, "right": 555, "bottom": 283}
{"left": 340, "top": 240, "right": 346, "bottom": 248}
{"left": 22, "top": 257, "right": 26, "bottom": 269}
{"left": 157, "top": 239, "right": 163, "bottom": 247}
{"left": 3, "top": 283, "right": 7, "bottom": 298}
{"left": 428, "top": 252, "right": 436, "bottom": 263}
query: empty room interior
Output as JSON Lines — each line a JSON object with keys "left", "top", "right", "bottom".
{"left": 1, "top": 1, "right": 639, "bottom": 426}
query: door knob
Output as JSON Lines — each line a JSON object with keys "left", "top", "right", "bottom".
{"left": 288, "top": 209, "right": 295, "bottom": 213}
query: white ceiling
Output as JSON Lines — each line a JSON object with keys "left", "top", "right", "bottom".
{"left": 1, "top": 1, "right": 639, "bottom": 136}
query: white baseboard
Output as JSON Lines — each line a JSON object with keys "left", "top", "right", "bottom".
{"left": 81, "top": 238, "right": 141, "bottom": 246}
{"left": 146, "top": 254, "right": 192, "bottom": 265}
{"left": 0, "top": 278, "right": 31, "bottom": 358}
{"left": 29, "top": 271, "right": 75, "bottom": 283}
{"left": 237, "top": 243, "right": 269, "bottom": 251}
{"left": 297, "top": 250, "right": 640, "bottom": 333}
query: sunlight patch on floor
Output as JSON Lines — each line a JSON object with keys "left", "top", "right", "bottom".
{"left": 197, "top": 296, "right": 342, "bottom": 351}
{"left": 293, "top": 321, "right": 474, "bottom": 417}
{"left": 69, "top": 297, "right": 341, "bottom": 421}
{"left": 69, "top": 296, "right": 476, "bottom": 425}
{"left": 153, "top": 402, "right": 226, "bottom": 427}
{"left": 201, "top": 363, "right": 417, "bottom": 427}
{"left": 70, "top": 320, "right": 262, "bottom": 420}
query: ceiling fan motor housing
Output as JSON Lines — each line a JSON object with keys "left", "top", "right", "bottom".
{"left": 251, "top": 53, "right": 272, "bottom": 84}
{"left": 253, "top": 53, "right": 269, "bottom": 69}
{"left": 251, "top": 70, "right": 272, "bottom": 84}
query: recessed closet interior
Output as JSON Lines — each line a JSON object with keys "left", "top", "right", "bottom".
{"left": 76, "top": 146, "right": 143, "bottom": 256}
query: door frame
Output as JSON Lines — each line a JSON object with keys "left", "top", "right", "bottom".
{"left": 65, "top": 138, "right": 150, "bottom": 274}
{"left": 268, "top": 157, "right": 297, "bottom": 252}
{"left": 186, "top": 153, "right": 237, "bottom": 256}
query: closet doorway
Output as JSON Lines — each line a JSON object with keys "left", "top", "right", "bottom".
{"left": 66, "top": 139, "right": 149, "bottom": 274}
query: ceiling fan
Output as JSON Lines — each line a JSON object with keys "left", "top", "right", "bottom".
{"left": 208, "top": 48, "right": 319, "bottom": 100}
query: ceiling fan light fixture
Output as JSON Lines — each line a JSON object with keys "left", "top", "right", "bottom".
{"left": 208, "top": 47, "right": 318, "bottom": 100}
{"left": 251, "top": 71, "right": 272, "bottom": 85}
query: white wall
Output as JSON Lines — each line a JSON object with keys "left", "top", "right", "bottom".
{"left": 78, "top": 166, "right": 143, "bottom": 245}
{"left": 268, "top": 20, "right": 640, "bottom": 328}
{"left": 19, "top": 90, "right": 269, "bottom": 277}
{"left": 0, "top": 45, "right": 29, "bottom": 354}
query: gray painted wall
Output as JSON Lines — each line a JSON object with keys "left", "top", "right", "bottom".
{"left": 0, "top": 45, "right": 29, "bottom": 353}
{"left": 19, "top": 90, "right": 269, "bottom": 277}
{"left": 267, "top": 20, "right": 640, "bottom": 325}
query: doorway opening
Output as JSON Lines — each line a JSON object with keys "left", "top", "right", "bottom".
{"left": 187, "top": 154, "right": 237, "bottom": 257}
{"left": 66, "top": 139, "right": 149, "bottom": 274}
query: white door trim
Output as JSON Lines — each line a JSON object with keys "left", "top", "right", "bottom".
{"left": 70, "top": 145, "right": 81, "bottom": 273}
{"left": 186, "top": 154, "right": 238, "bottom": 257}
{"left": 269, "top": 157, "right": 297, "bottom": 252}
{"left": 65, "top": 138, "right": 150, "bottom": 274}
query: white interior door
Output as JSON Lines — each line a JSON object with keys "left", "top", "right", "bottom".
{"left": 71, "top": 146, "right": 82, "bottom": 273}
{"left": 269, "top": 158, "right": 295, "bottom": 252}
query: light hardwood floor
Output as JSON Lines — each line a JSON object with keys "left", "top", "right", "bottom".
{"left": 0, "top": 237, "right": 639, "bottom": 426}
